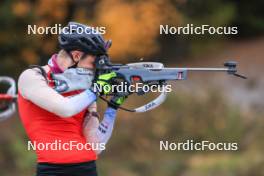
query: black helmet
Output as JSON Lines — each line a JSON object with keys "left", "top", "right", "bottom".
{"left": 58, "top": 22, "right": 108, "bottom": 56}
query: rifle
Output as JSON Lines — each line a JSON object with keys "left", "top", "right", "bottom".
{"left": 0, "top": 59, "right": 246, "bottom": 120}
{"left": 95, "top": 56, "right": 246, "bottom": 112}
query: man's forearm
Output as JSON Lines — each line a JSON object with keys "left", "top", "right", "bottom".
{"left": 83, "top": 107, "right": 117, "bottom": 154}
{"left": 18, "top": 68, "right": 97, "bottom": 117}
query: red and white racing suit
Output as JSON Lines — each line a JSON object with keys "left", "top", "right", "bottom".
{"left": 18, "top": 55, "right": 117, "bottom": 164}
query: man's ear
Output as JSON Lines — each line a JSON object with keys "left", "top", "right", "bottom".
{"left": 70, "top": 51, "right": 83, "bottom": 62}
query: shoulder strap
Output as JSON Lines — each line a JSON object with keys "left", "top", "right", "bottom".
{"left": 28, "top": 65, "right": 48, "bottom": 82}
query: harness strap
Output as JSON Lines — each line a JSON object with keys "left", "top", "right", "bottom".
{"left": 29, "top": 65, "right": 48, "bottom": 83}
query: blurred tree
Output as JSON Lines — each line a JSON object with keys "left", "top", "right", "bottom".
{"left": 230, "top": 0, "right": 264, "bottom": 37}
{"left": 95, "top": 0, "right": 181, "bottom": 60}
{"left": 1, "top": 0, "right": 263, "bottom": 77}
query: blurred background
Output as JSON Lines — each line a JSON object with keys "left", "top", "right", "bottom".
{"left": 0, "top": 0, "right": 264, "bottom": 175}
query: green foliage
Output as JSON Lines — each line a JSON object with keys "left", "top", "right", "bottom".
{"left": 0, "top": 0, "right": 263, "bottom": 75}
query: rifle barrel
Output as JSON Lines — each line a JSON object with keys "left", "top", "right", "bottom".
{"left": 182, "top": 68, "right": 229, "bottom": 71}
{"left": 151, "top": 67, "right": 229, "bottom": 72}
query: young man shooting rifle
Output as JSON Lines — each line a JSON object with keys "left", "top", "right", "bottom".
{"left": 18, "top": 22, "right": 124, "bottom": 176}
